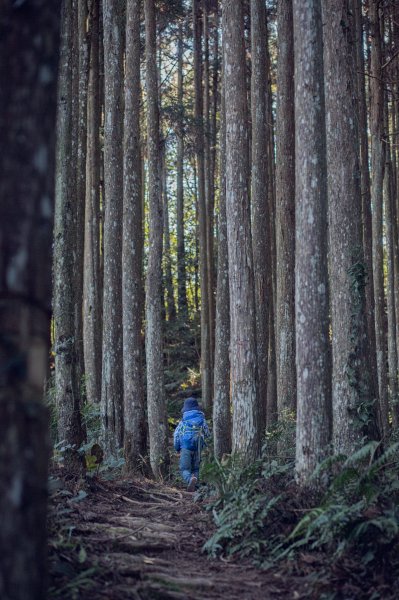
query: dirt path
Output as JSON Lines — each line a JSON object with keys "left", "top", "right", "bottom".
{"left": 48, "top": 475, "right": 307, "bottom": 600}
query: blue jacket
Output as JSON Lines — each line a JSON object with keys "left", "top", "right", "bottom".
{"left": 173, "top": 409, "right": 210, "bottom": 452}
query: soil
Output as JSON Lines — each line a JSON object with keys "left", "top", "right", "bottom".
{"left": 48, "top": 472, "right": 397, "bottom": 600}
{"left": 48, "top": 473, "right": 309, "bottom": 600}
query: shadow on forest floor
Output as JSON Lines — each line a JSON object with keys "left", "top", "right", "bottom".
{"left": 48, "top": 469, "right": 396, "bottom": 600}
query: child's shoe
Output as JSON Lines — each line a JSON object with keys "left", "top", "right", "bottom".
{"left": 187, "top": 475, "right": 197, "bottom": 492}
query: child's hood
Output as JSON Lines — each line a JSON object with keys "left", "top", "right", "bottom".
{"left": 182, "top": 409, "right": 205, "bottom": 426}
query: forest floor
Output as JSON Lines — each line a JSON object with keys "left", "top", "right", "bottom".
{"left": 48, "top": 471, "right": 314, "bottom": 600}
{"left": 48, "top": 467, "right": 399, "bottom": 600}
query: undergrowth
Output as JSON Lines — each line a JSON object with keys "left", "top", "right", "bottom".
{"left": 202, "top": 425, "right": 399, "bottom": 597}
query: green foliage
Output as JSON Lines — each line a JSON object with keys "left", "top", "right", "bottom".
{"left": 201, "top": 435, "right": 297, "bottom": 561}
{"left": 286, "top": 442, "right": 399, "bottom": 563}
{"left": 203, "top": 434, "right": 399, "bottom": 573}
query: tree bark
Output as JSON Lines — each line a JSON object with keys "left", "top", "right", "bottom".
{"left": 213, "top": 44, "right": 231, "bottom": 460}
{"left": 101, "top": 0, "right": 125, "bottom": 456}
{"left": 369, "top": 0, "right": 389, "bottom": 438}
{"left": 193, "top": 0, "right": 212, "bottom": 408}
{"left": 53, "top": 0, "right": 85, "bottom": 469}
{"left": 203, "top": 0, "right": 215, "bottom": 378}
{"left": 223, "top": 0, "right": 260, "bottom": 461}
{"left": 276, "top": 0, "right": 296, "bottom": 418}
{"left": 354, "top": 0, "right": 379, "bottom": 418}
{"left": 293, "top": 0, "right": 331, "bottom": 484}
{"left": 251, "top": 0, "right": 271, "bottom": 433}
{"left": 162, "top": 148, "right": 177, "bottom": 322}
{"left": 0, "top": 1, "right": 60, "bottom": 596}
{"left": 323, "top": 0, "right": 376, "bottom": 453}
{"left": 83, "top": 0, "right": 103, "bottom": 405}
{"left": 176, "top": 21, "right": 188, "bottom": 318}
{"left": 123, "top": 0, "right": 146, "bottom": 472}
{"left": 145, "top": 0, "right": 169, "bottom": 478}
{"left": 76, "top": 0, "right": 90, "bottom": 403}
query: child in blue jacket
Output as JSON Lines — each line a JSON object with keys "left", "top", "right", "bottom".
{"left": 173, "top": 397, "right": 210, "bottom": 491}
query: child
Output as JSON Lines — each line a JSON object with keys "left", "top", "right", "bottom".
{"left": 173, "top": 396, "right": 210, "bottom": 491}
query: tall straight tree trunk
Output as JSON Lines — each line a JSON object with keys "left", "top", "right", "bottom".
{"left": 213, "top": 44, "right": 231, "bottom": 459}
{"left": 265, "top": 9, "right": 278, "bottom": 427}
{"left": 176, "top": 21, "right": 188, "bottom": 318}
{"left": 0, "top": 2, "right": 60, "bottom": 596}
{"left": 203, "top": 0, "right": 215, "bottom": 376}
{"left": 393, "top": 5, "right": 399, "bottom": 403}
{"left": 385, "top": 138, "right": 398, "bottom": 427}
{"left": 123, "top": 0, "right": 146, "bottom": 472}
{"left": 369, "top": 0, "right": 389, "bottom": 438}
{"left": 223, "top": 0, "right": 260, "bottom": 461}
{"left": 76, "top": 0, "right": 89, "bottom": 400}
{"left": 276, "top": 0, "right": 296, "bottom": 418}
{"left": 193, "top": 0, "right": 212, "bottom": 408}
{"left": 144, "top": 0, "right": 169, "bottom": 478}
{"left": 162, "top": 148, "right": 177, "bottom": 321}
{"left": 323, "top": 0, "right": 375, "bottom": 454}
{"left": 354, "top": 0, "right": 379, "bottom": 413}
{"left": 101, "top": 0, "right": 125, "bottom": 456}
{"left": 53, "top": 0, "right": 85, "bottom": 470}
{"left": 294, "top": 0, "right": 331, "bottom": 484}
{"left": 384, "top": 90, "right": 399, "bottom": 428}
{"left": 83, "top": 0, "right": 102, "bottom": 404}
{"left": 251, "top": 0, "right": 271, "bottom": 433}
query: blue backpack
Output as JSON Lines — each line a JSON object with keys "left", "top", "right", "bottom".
{"left": 180, "top": 410, "right": 205, "bottom": 451}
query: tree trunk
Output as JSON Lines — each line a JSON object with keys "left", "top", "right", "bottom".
{"left": 323, "top": 0, "right": 376, "bottom": 453}
{"left": 144, "top": 0, "right": 169, "bottom": 478}
{"left": 53, "top": 0, "right": 85, "bottom": 470}
{"left": 385, "top": 144, "right": 398, "bottom": 428}
{"left": 176, "top": 21, "right": 188, "bottom": 318}
{"left": 83, "top": 0, "right": 103, "bottom": 405}
{"left": 251, "top": 0, "right": 271, "bottom": 434}
{"left": 123, "top": 0, "right": 146, "bottom": 472}
{"left": 193, "top": 0, "right": 212, "bottom": 408}
{"left": 0, "top": 2, "right": 60, "bottom": 596}
{"left": 213, "top": 43, "right": 231, "bottom": 459}
{"left": 101, "top": 0, "right": 125, "bottom": 456}
{"left": 293, "top": 0, "right": 331, "bottom": 484}
{"left": 203, "top": 0, "right": 215, "bottom": 379}
{"left": 354, "top": 0, "right": 379, "bottom": 418}
{"left": 76, "top": 0, "right": 89, "bottom": 405}
{"left": 223, "top": 0, "right": 260, "bottom": 461}
{"left": 276, "top": 0, "right": 296, "bottom": 418}
{"left": 369, "top": 0, "right": 389, "bottom": 438}
{"left": 162, "top": 148, "right": 177, "bottom": 322}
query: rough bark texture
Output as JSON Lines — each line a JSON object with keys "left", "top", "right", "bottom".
{"left": 213, "top": 48, "right": 231, "bottom": 459}
{"left": 251, "top": 0, "right": 271, "bottom": 433}
{"left": 162, "top": 149, "right": 177, "bottom": 322}
{"left": 354, "top": 0, "right": 379, "bottom": 416}
{"left": 293, "top": 0, "right": 331, "bottom": 484}
{"left": 276, "top": 0, "right": 296, "bottom": 418}
{"left": 384, "top": 118, "right": 399, "bottom": 428}
{"left": 223, "top": 0, "right": 260, "bottom": 461}
{"left": 145, "top": 0, "right": 169, "bottom": 478}
{"left": 369, "top": 0, "right": 389, "bottom": 438}
{"left": 323, "top": 0, "right": 373, "bottom": 453}
{"left": 176, "top": 22, "right": 188, "bottom": 318}
{"left": 123, "top": 0, "right": 146, "bottom": 472}
{"left": 83, "top": 0, "right": 103, "bottom": 404}
{"left": 101, "top": 0, "right": 125, "bottom": 456}
{"left": 0, "top": 2, "right": 60, "bottom": 596}
{"left": 203, "top": 0, "right": 215, "bottom": 377}
{"left": 53, "top": 0, "right": 85, "bottom": 469}
{"left": 193, "top": 0, "right": 212, "bottom": 408}
{"left": 75, "top": 0, "right": 89, "bottom": 403}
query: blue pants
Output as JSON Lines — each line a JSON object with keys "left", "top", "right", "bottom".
{"left": 179, "top": 447, "right": 200, "bottom": 484}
